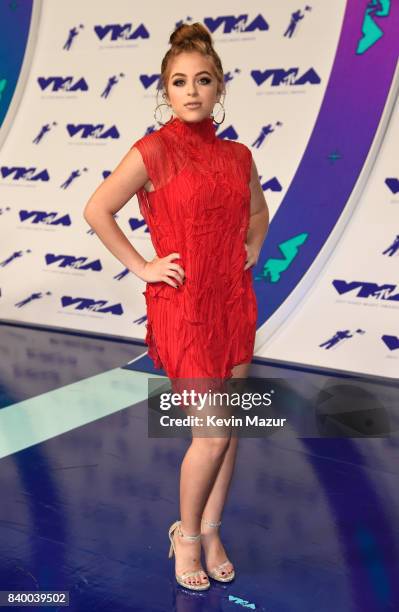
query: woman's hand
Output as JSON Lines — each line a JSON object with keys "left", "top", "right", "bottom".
{"left": 243, "top": 242, "right": 260, "bottom": 271}
{"left": 138, "top": 252, "right": 185, "bottom": 288}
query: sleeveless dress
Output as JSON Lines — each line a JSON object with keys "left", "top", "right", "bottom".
{"left": 132, "top": 115, "right": 257, "bottom": 387}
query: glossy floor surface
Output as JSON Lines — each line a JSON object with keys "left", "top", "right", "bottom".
{"left": 0, "top": 323, "right": 398, "bottom": 612}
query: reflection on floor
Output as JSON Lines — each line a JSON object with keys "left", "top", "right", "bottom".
{"left": 0, "top": 322, "right": 398, "bottom": 611}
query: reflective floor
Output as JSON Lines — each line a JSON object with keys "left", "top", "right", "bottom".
{"left": 0, "top": 322, "right": 398, "bottom": 612}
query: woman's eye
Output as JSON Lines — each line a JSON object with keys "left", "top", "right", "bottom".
{"left": 172, "top": 77, "right": 212, "bottom": 86}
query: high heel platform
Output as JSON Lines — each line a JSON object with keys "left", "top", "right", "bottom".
{"left": 168, "top": 520, "right": 210, "bottom": 591}
{"left": 201, "top": 518, "right": 235, "bottom": 582}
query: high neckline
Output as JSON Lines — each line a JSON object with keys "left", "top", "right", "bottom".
{"left": 165, "top": 115, "right": 217, "bottom": 145}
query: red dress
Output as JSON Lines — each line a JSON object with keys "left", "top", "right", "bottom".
{"left": 132, "top": 115, "right": 257, "bottom": 386}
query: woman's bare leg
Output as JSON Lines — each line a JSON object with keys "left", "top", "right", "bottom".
{"left": 171, "top": 376, "right": 232, "bottom": 587}
{"left": 172, "top": 436, "right": 230, "bottom": 586}
{"left": 171, "top": 363, "right": 250, "bottom": 586}
{"left": 200, "top": 362, "right": 251, "bottom": 577}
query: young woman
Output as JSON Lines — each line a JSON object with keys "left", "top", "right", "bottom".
{"left": 84, "top": 22, "right": 269, "bottom": 591}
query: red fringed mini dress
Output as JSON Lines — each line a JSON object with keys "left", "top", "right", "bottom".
{"left": 132, "top": 115, "right": 257, "bottom": 384}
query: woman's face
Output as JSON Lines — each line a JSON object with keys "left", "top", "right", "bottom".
{"left": 165, "top": 51, "right": 222, "bottom": 123}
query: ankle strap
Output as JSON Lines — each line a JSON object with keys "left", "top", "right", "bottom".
{"left": 202, "top": 518, "right": 222, "bottom": 528}
{"left": 177, "top": 521, "right": 201, "bottom": 541}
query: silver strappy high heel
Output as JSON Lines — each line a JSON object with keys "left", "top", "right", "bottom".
{"left": 201, "top": 518, "right": 235, "bottom": 582}
{"left": 168, "top": 520, "right": 210, "bottom": 591}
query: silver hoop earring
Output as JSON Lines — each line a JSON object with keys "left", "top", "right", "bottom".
{"left": 154, "top": 102, "right": 174, "bottom": 126}
{"left": 211, "top": 101, "right": 225, "bottom": 125}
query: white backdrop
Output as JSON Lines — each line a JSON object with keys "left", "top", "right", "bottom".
{"left": 261, "top": 91, "right": 399, "bottom": 379}
{"left": 1, "top": 0, "right": 397, "bottom": 379}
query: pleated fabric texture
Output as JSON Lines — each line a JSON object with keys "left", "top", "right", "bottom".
{"left": 131, "top": 115, "right": 258, "bottom": 391}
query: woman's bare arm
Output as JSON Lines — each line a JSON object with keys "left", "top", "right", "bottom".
{"left": 83, "top": 146, "right": 149, "bottom": 278}
{"left": 244, "top": 157, "right": 269, "bottom": 270}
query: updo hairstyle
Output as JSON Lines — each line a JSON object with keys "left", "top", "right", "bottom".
{"left": 159, "top": 22, "right": 226, "bottom": 101}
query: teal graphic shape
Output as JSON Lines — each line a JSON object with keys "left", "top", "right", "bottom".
{"left": 255, "top": 233, "right": 308, "bottom": 283}
{"left": 356, "top": 0, "right": 391, "bottom": 54}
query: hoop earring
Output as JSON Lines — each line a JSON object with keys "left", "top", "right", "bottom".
{"left": 154, "top": 102, "right": 174, "bottom": 126}
{"left": 211, "top": 101, "right": 225, "bottom": 125}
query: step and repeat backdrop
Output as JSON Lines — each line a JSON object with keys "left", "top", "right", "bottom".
{"left": 0, "top": 0, "right": 398, "bottom": 379}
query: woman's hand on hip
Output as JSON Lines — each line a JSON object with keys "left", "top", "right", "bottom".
{"left": 243, "top": 242, "right": 260, "bottom": 271}
{"left": 139, "top": 252, "right": 185, "bottom": 288}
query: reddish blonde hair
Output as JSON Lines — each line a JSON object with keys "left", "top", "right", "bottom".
{"left": 160, "top": 22, "right": 225, "bottom": 98}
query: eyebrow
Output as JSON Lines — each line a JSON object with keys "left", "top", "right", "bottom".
{"left": 171, "top": 71, "right": 212, "bottom": 78}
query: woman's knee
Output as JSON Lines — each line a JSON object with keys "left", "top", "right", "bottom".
{"left": 192, "top": 436, "right": 231, "bottom": 458}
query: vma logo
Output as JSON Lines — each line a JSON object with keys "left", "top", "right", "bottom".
{"left": 66, "top": 124, "right": 120, "bottom": 140}
{"left": 333, "top": 279, "right": 399, "bottom": 301}
{"left": 45, "top": 254, "right": 102, "bottom": 271}
{"left": 61, "top": 295, "right": 123, "bottom": 315}
{"left": 203, "top": 13, "right": 269, "bottom": 34}
{"left": 382, "top": 335, "right": 399, "bottom": 351}
{"left": 140, "top": 74, "right": 162, "bottom": 91}
{"left": 19, "top": 211, "right": 71, "bottom": 226}
{"left": 356, "top": 0, "right": 391, "bottom": 55}
{"left": 251, "top": 67, "right": 320, "bottom": 87}
{"left": 385, "top": 177, "right": 399, "bottom": 194}
{"left": 94, "top": 23, "right": 149, "bottom": 41}
{"left": 37, "top": 77, "right": 89, "bottom": 92}
{"left": 1, "top": 167, "right": 49, "bottom": 182}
